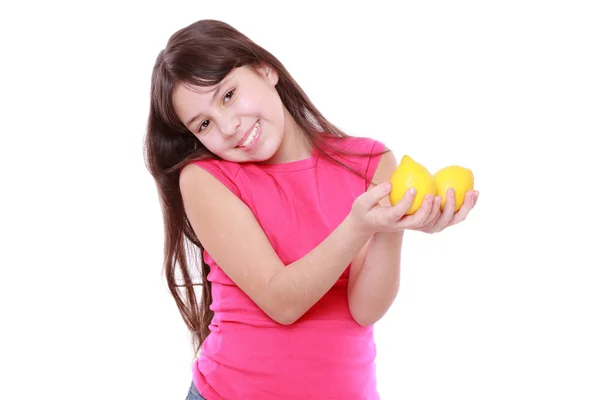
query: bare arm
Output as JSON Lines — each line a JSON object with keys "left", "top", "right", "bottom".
{"left": 179, "top": 164, "right": 393, "bottom": 325}
{"left": 347, "top": 149, "right": 437, "bottom": 326}
{"left": 347, "top": 150, "right": 405, "bottom": 325}
{"left": 347, "top": 230, "right": 405, "bottom": 326}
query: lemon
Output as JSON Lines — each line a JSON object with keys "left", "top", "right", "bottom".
{"left": 389, "top": 155, "right": 437, "bottom": 215}
{"left": 433, "top": 165, "right": 474, "bottom": 212}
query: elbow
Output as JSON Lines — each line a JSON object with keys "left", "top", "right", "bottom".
{"left": 271, "top": 310, "right": 298, "bottom": 326}
{"left": 348, "top": 299, "right": 387, "bottom": 327}
{"left": 264, "top": 304, "right": 303, "bottom": 326}
{"left": 274, "top": 315, "right": 299, "bottom": 326}
{"left": 350, "top": 311, "right": 378, "bottom": 327}
{"left": 263, "top": 274, "right": 307, "bottom": 325}
{"left": 348, "top": 303, "right": 378, "bottom": 326}
{"left": 348, "top": 286, "right": 400, "bottom": 326}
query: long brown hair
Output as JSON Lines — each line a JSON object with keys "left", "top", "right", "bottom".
{"left": 144, "top": 19, "right": 384, "bottom": 356}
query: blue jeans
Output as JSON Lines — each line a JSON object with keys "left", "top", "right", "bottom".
{"left": 185, "top": 381, "right": 207, "bottom": 400}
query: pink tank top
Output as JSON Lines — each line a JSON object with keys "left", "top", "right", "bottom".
{"left": 189, "top": 135, "right": 386, "bottom": 399}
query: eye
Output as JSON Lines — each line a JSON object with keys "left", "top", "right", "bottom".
{"left": 198, "top": 119, "right": 210, "bottom": 132}
{"left": 224, "top": 89, "right": 235, "bottom": 102}
{"left": 196, "top": 89, "right": 236, "bottom": 132}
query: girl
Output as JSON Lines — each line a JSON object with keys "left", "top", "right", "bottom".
{"left": 144, "top": 19, "right": 478, "bottom": 400}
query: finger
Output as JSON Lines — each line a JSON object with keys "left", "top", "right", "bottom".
{"left": 389, "top": 188, "right": 417, "bottom": 217}
{"left": 432, "top": 188, "right": 456, "bottom": 230}
{"left": 423, "top": 195, "right": 442, "bottom": 226}
{"left": 447, "top": 190, "right": 477, "bottom": 227}
{"left": 398, "top": 194, "right": 434, "bottom": 227}
{"left": 359, "top": 182, "right": 393, "bottom": 209}
{"left": 425, "top": 212, "right": 442, "bottom": 231}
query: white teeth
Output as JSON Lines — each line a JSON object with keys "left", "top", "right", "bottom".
{"left": 240, "top": 121, "right": 260, "bottom": 147}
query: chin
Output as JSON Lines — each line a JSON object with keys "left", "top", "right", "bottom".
{"left": 243, "top": 136, "right": 281, "bottom": 163}
{"left": 257, "top": 136, "right": 283, "bottom": 162}
{"left": 246, "top": 147, "right": 277, "bottom": 163}
{"left": 216, "top": 142, "right": 275, "bottom": 164}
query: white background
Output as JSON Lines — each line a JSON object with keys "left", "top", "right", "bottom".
{"left": 1, "top": 1, "right": 599, "bottom": 399}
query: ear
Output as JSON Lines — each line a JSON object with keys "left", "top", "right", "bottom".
{"left": 256, "top": 63, "right": 278, "bottom": 86}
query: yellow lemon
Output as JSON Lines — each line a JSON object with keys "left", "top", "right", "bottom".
{"left": 389, "top": 155, "right": 436, "bottom": 215}
{"left": 433, "top": 165, "right": 474, "bottom": 212}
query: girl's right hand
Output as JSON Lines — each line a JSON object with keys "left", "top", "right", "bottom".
{"left": 349, "top": 182, "right": 436, "bottom": 235}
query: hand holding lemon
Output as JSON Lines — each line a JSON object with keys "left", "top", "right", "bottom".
{"left": 388, "top": 155, "right": 437, "bottom": 215}
{"left": 433, "top": 165, "right": 475, "bottom": 213}
{"left": 388, "top": 155, "right": 478, "bottom": 233}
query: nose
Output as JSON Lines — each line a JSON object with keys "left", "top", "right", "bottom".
{"left": 216, "top": 111, "right": 240, "bottom": 138}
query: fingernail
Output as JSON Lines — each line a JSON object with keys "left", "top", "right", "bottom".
{"left": 409, "top": 188, "right": 416, "bottom": 195}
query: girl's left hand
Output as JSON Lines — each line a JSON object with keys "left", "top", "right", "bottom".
{"left": 416, "top": 189, "right": 479, "bottom": 234}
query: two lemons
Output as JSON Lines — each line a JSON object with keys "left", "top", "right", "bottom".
{"left": 389, "top": 155, "right": 474, "bottom": 214}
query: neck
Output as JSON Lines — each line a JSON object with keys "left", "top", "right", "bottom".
{"left": 265, "top": 110, "right": 312, "bottom": 164}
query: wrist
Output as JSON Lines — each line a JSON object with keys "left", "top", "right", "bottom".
{"left": 373, "top": 229, "right": 405, "bottom": 239}
{"left": 372, "top": 230, "right": 405, "bottom": 249}
{"left": 342, "top": 214, "right": 374, "bottom": 243}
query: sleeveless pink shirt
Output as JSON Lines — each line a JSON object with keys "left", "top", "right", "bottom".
{"left": 189, "top": 135, "right": 386, "bottom": 399}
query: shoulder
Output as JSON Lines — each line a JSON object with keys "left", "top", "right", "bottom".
{"left": 180, "top": 157, "right": 242, "bottom": 198}
{"left": 318, "top": 133, "right": 391, "bottom": 187}
{"left": 370, "top": 148, "right": 397, "bottom": 186}
{"left": 319, "top": 133, "right": 386, "bottom": 155}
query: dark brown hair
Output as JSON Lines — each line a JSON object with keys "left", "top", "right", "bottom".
{"left": 144, "top": 19, "right": 385, "bottom": 356}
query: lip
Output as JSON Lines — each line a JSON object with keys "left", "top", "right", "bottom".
{"left": 236, "top": 120, "right": 260, "bottom": 147}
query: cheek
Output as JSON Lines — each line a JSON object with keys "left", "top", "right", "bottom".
{"left": 238, "top": 88, "right": 282, "bottom": 119}
{"left": 196, "top": 133, "right": 225, "bottom": 154}
{"left": 262, "top": 92, "right": 285, "bottom": 128}
{"left": 234, "top": 95, "right": 258, "bottom": 115}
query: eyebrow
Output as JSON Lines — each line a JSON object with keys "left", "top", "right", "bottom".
{"left": 185, "top": 78, "right": 231, "bottom": 129}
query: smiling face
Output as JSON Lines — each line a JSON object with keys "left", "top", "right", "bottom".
{"left": 172, "top": 64, "right": 286, "bottom": 163}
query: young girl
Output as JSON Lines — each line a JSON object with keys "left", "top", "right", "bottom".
{"left": 145, "top": 19, "right": 478, "bottom": 400}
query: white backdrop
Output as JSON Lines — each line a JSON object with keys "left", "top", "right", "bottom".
{"left": 1, "top": 1, "right": 599, "bottom": 399}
